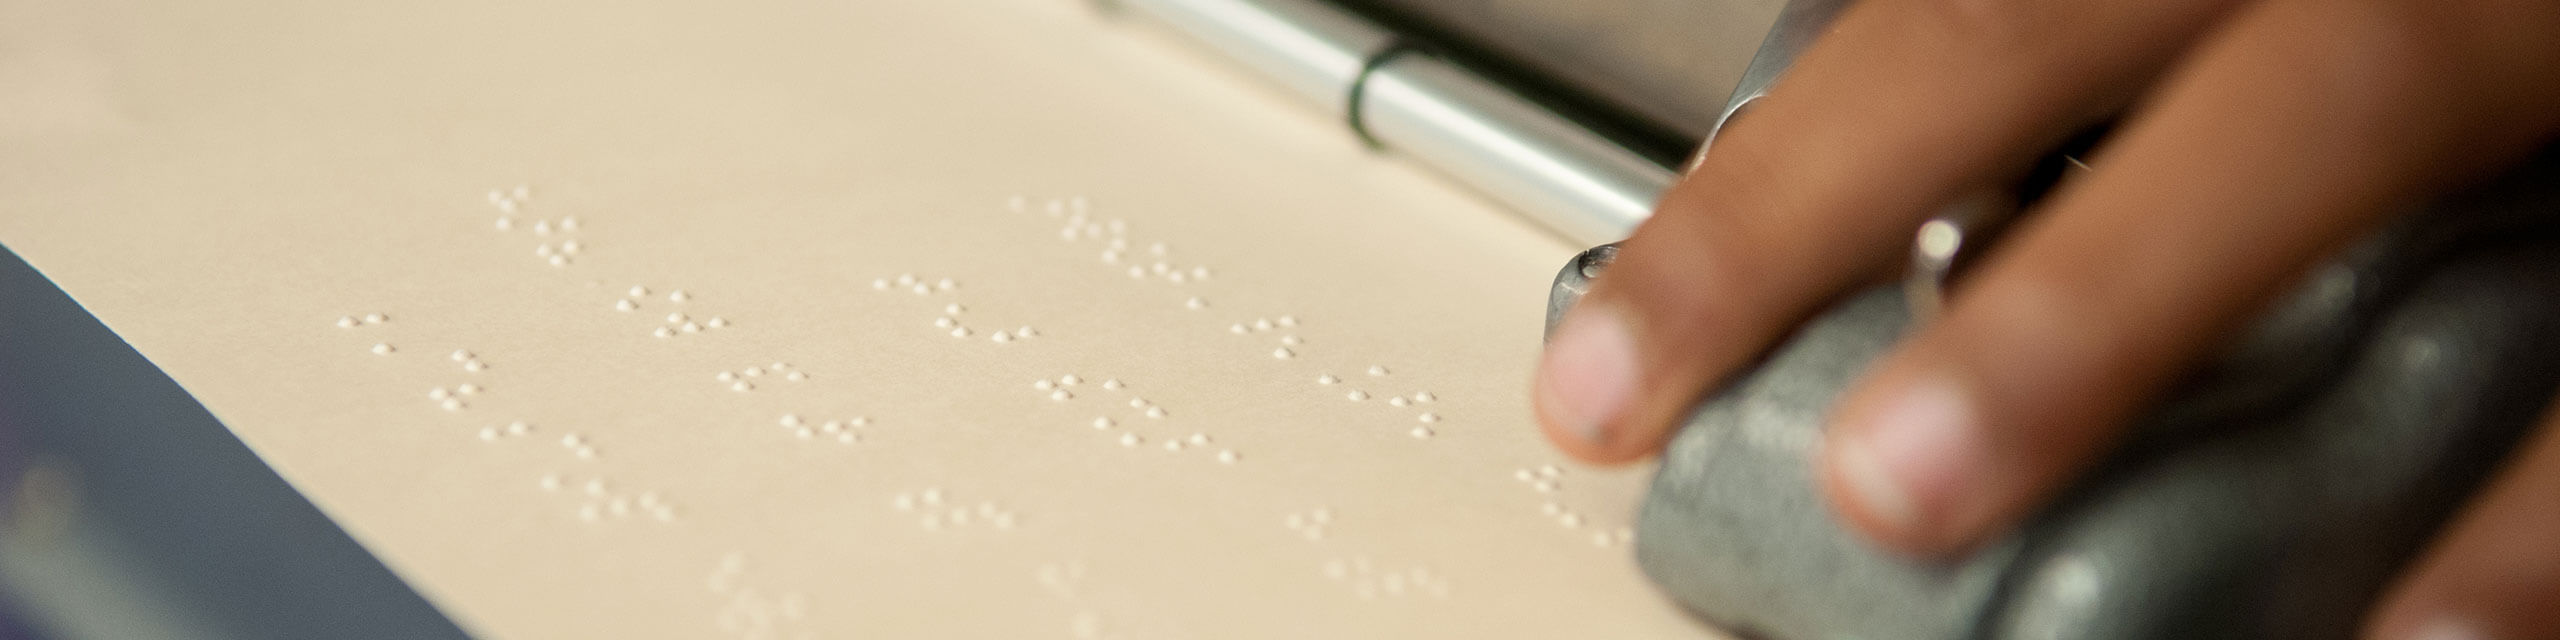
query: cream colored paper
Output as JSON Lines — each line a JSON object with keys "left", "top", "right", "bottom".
{"left": 0, "top": 0, "right": 1717, "bottom": 637}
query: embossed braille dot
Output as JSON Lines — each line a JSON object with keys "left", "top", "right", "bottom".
{"left": 1143, "top": 407, "right": 1166, "bottom": 419}
{"left": 1119, "top": 433, "right": 1142, "bottom": 447}
{"left": 819, "top": 421, "right": 843, "bottom": 434}
{"left": 1017, "top": 326, "right": 1038, "bottom": 338}
{"left": 950, "top": 327, "right": 971, "bottom": 338}
{"left": 1515, "top": 469, "right": 1536, "bottom": 482}
{"left": 1387, "top": 397, "right": 1409, "bottom": 407}
{"left": 1413, "top": 391, "right": 1436, "bottom": 403}
{"left": 1253, "top": 318, "right": 1274, "bottom": 331}
{"left": 558, "top": 216, "right": 579, "bottom": 231}
{"left": 680, "top": 322, "right": 702, "bottom": 333}
{"left": 536, "top": 244, "right": 556, "bottom": 257}
{"left": 1533, "top": 480, "right": 1557, "bottom": 493}
{"left": 793, "top": 427, "right": 813, "bottom": 439}
{"left": 1367, "top": 365, "right": 1389, "bottom": 376}
{"left": 1060, "top": 375, "right": 1082, "bottom": 386}
{"left": 1277, "top": 315, "right": 1298, "bottom": 327}
{"left": 743, "top": 367, "right": 764, "bottom": 377}
{"left": 707, "top": 317, "right": 729, "bottom": 329}
{"left": 1410, "top": 426, "right": 1433, "bottom": 439}
{"left": 872, "top": 278, "right": 890, "bottom": 290}
{"left": 1229, "top": 324, "right": 1247, "bottom": 334}
{"left": 717, "top": 372, "right": 738, "bottom": 382}
{"left": 560, "top": 240, "right": 582, "bottom": 255}
{"left": 1167, "top": 272, "right": 1188, "bottom": 284}
{"left": 371, "top": 343, "right": 395, "bottom": 355}
{"left": 1418, "top": 413, "right": 1440, "bottom": 423}
{"left": 1187, "top": 433, "right": 1210, "bottom": 445}
{"left": 850, "top": 416, "right": 870, "bottom": 426}
{"left": 653, "top": 327, "right": 673, "bottom": 338}
{"left": 1128, "top": 398, "right": 1149, "bottom": 409}
{"left": 1126, "top": 266, "right": 1145, "bottom": 279}
{"left": 1272, "top": 347, "right": 1295, "bottom": 359}
{"left": 363, "top": 313, "right": 388, "bottom": 324}
{"left": 945, "top": 303, "right": 965, "bottom": 315}
{"left": 429, "top": 388, "right": 452, "bottom": 400}
{"left": 478, "top": 427, "right": 499, "bottom": 441}
{"left": 1185, "top": 297, "right": 1206, "bottom": 310}
{"left": 615, "top": 299, "right": 637, "bottom": 312}
{"left": 837, "top": 432, "right": 858, "bottom": 444}
{"left": 1163, "top": 440, "right": 1184, "bottom": 452}
{"left": 463, "top": 359, "right": 486, "bottom": 372}
{"left": 505, "top": 421, "right": 529, "bottom": 435}
{"left": 584, "top": 479, "right": 608, "bottom": 496}
{"left": 991, "top": 330, "right": 1014, "bottom": 341}
{"left": 934, "top": 317, "right": 955, "bottom": 329}
{"left": 494, "top": 217, "right": 514, "bottom": 230}
{"left": 456, "top": 383, "right": 481, "bottom": 395}
{"left": 1218, "top": 450, "right": 1240, "bottom": 464}
{"left": 1317, "top": 374, "right": 1339, "bottom": 385}
{"left": 1049, "top": 390, "right": 1072, "bottom": 401}
{"left": 731, "top": 381, "right": 753, "bottom": 392}
{"left": 1091, "top": 417, "right": 1114, "bottom": 430}
{"left": 1100, "top": 379, "right": 1123, "bottom": 390}
{"left": 935, "top": 278, "right": 956, "bottom": 291}
{"left": 628, "top": 285, "right": 649, "bottom": 297}
{"left": 1560, "top": 513, "right": 1584, "bottom": 528}
{"left": 668, "top": 290, "right": 691, "bottom": 303}
{"left": 1034, "top": 379, "right": 1055, "bottom": 391}
{"left": 1540, "top": 501, "right": 1562, "bottom": 516}
{"left": 539, "top": 474, "right": 562, "bottom": 491}
{"left": 335, "top": 316, "right": 358, "bottom": 328}
{"left": 893, "top": 493, "right": 915, "bottom": 511}
{"left": 785, "top": 371, "right": 807, "bottom": 382}
{"left": 1347, "top": 390, "right": 1369, "bottom": 401}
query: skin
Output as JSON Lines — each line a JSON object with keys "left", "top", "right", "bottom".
{"left": 1529, "top": 0, "right": 2560, "bottom": 637}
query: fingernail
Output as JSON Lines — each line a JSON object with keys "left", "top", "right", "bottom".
{"left": 1536, "top": 306, "right": 1640, "bottom": 447}
{"left": 1828, "top": 376, "right": 1983, "bottom": 537}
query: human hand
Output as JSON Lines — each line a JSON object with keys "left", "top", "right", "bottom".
{"left": 1529, "top": 0, "right": 2560, "bottom": 637}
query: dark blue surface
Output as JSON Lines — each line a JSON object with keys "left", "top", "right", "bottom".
{"left": 0, "top": 244, "right": 469, "bottom": 640}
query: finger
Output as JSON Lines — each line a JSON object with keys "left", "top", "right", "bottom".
{"left": 1532, "top": 0, "right": 2246, "bottom": 463}
{"left": 1818, "top": 0, "right": 2560, "bottom": 555}
{"left": 2367, "top": 395, "right": 2560, "bottom": 640}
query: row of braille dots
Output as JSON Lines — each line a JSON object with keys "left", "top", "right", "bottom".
{"left": 473, "top": 419, "right": 535, "bottom": 442}
{"left": 1011, "top": 196, "right": 1219, "bottom": 315}
{"left": 1282, "top": 507, "right": 1333, "bottom": 541}
{"left": 716, "top": 362, "right": 805, "bottom": 392}
{"left": 1038, "top": 375, "right": 1241, "bottom": 463}
{"left": 617, "top": 286, "right": 732, "bottom": 338}
{"left": 539, "top": 474, "right": 679, "bottom": 523}
{"left": 707, "top": 554, "right": 812, "bottom": 639}
{"left": 890, "top": 488, "right": 1020, "bottom": 531}
{"left": 334, "top": 312, "right": 407, "bottom": 357}
{"left": 1321, "top": 557, "right": 1451, "bottom": 600}
{"left": 931, "top": 303, "right": 1041, "bottom": 343}
{"left": 776, "top": 413, "right": 866, "bottom": 445}
{"left": 1316, "top": 365, "right": 1443, "bottom": 438}
{"left": 1511, "top": 464, "right": 1634, "bottom": 548}
{"left": 423, "top": 350, "right": 495, "bottom": 410}
{"left": 1230, "top": 314, "right": 1305, "bottom": 358}
{"left": 487, "top": 186, "right": 586, "bottom": 268}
